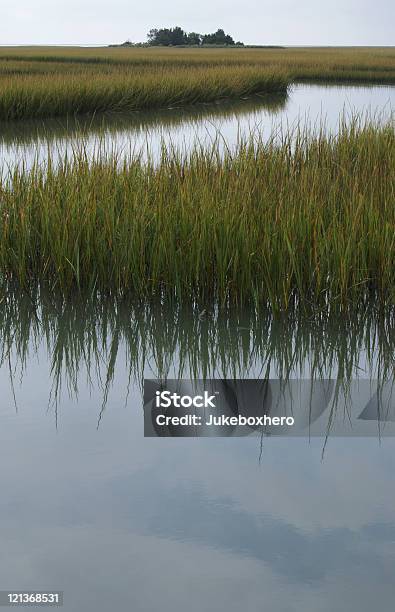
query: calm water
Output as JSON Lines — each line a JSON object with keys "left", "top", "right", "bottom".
{"left": 0, "top": 293, "right": 395, "bottom": 611}
{"left": 1, "top": 83, "right": 395, "bottom": 611}
{"left": 0, "top": 83, "right": 394, "bottom": 170}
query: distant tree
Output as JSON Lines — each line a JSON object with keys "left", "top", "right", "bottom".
{"left": 158, "top": 29, "right": 173, "bottom": 45}
{"left": 202, "top": 29, "right": 235, "bottom": 46}
{"left": 186, "top": 32, "right": 202, "bottom": 46}
{"left": 170, "top": 26, "right": 187, "bottom": 45}
{"left": 147, "top": 29, "right": 159, "bottom": 44}
{"left": 147, "top": 27, "right": 188, "bottom": 46}
{"left": 202, "top": 28, "right": 235, "bottom": 45}
{"left": 147, "top": 28, "right": 170, "bottom": 45}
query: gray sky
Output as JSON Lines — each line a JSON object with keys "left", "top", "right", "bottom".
{"left": 1, "top": 0, "right": 394, "bottom": 46}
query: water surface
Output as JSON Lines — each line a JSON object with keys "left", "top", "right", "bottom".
{"left": 0, "top": 83, "right": 393, "bottom": 170}
{"left": 0, "top": 292, "right": 395, "bottom": 611}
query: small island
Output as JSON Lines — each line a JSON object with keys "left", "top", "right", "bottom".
{"left": 112, "top": 26, "right": 245, "bottom": 47}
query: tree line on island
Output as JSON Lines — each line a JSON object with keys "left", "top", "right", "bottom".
{"left": 148, "top": 27, "right": 243, "bottom": 46}
{"left": 115, "top": 27, "right": 244, "bottom": 47}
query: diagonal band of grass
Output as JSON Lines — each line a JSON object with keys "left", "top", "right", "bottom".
{"left": 0, "top": 121, "right": 394, "bottom": 309}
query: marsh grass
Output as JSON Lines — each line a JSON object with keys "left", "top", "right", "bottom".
{"left": 0, "top": 64, "right": 288, "bottom": 121}
{"left": 0, "top": 119, "right": 394, "bottom": 309}
{"left": 0, "top": 46, "right": 394, "bottom": 120}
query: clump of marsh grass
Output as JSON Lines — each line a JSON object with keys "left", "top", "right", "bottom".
{"left": 0, "top": 66, "right": 289, "bottom": 121}
{"left": 0, "top": 118, "right": 394, "bottom": 309}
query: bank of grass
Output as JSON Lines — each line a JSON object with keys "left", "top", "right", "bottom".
{"left": 0, "top": 46, "right": 394, "bottom": 120}
{"left": 0, "top": 63, "right": 288, "bottom": 121}
{"left": 0, "top": 120, "right": 394, "bottom": 309}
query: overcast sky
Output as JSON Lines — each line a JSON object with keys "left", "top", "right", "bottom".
{"left": 1, "top": 1, "right": 394, "bottom": 47}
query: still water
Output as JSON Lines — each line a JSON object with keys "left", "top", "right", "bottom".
{"left": 0, "top": 292, "right": 395, "bottom": 611}
{"left": 0, "top": 83, "right": 394, "bottom": 169}
{"left": 0, "top": 83, "right": 395, "bottom": 611}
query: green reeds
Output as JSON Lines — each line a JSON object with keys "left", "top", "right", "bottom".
{"left": 0, "top": 119, "right": 394, "bottom": 309}
{"left": 0, "top": 65, "right": 288, "bottom": 121}
{"left": 0, "top": 46, "right": 394, "bottom": 120}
